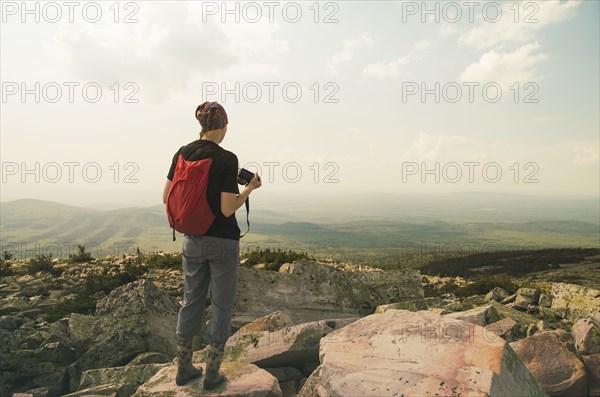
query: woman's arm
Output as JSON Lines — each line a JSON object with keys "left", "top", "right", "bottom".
{"left": 162, "top": 179, "right": 172, "bottom": 204}
{"left": 221, "top": 173, "right": 261, "bottom": 217}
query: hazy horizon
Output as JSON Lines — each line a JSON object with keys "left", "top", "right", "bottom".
{"left": 2, "top": 190, "right": 600, "bottom": 212}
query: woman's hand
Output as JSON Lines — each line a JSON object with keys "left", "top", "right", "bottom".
{"left": 248, "top": 173, "right": 262, "bottom": 190}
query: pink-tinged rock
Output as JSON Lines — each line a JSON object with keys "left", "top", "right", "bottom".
{"left": 572, "top": 316, "right": 600, "bottom": 355}
{"left": 583, "top": 354, "right": 600, "bottom": 397}
{"left": 510, "top": 330, "right": 588, "bottom": 397}
{"left": 317, "top": 309, "right": 546, "bottom": 397}
{"left": 134, "top": 361, "right": 281, "bottom": 397}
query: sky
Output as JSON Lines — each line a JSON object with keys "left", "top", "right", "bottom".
{"left": 1, "top": 0, "right": 598, "bottom": 209}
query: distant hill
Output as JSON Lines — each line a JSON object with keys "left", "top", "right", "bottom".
{"left": 1, "top": 198, "right": 598, "bottom": 258}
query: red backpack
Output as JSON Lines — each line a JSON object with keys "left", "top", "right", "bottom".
{"left": 166, "top": 153, "right": 215, "bottom": 240}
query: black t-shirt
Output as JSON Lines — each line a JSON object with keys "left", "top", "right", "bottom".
{"left": 167, "top": 139, "right": 240, "bottom": 241}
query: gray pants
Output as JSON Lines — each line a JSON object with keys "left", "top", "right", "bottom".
{"left": 176, "top": 234, "right": 239, "bottom": 344}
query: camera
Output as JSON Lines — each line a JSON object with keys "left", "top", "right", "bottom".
{"left": 237, "top": 168, "right": 255, "bottom": 185}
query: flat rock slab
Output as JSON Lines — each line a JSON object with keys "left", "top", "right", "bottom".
{"left": 134, "top": 361, "right": 281, "bottom": 397}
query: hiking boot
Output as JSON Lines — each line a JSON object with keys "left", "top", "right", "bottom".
{"left": 176, "top": 335, "right": 202, "bottom": 386}
{"left": 203, "top": 342, "right": 226, "bottom": 390}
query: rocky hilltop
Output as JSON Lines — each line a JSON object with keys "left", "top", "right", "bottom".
{"left": 0, "top": 256, "right": 598, "bottom": 396}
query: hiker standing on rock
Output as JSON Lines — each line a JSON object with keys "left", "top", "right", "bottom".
{"left": 162, "top": 101, "right": 261, "bottom": 389}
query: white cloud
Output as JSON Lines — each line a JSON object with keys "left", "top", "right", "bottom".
{"left": 459, "top": 42, "right": 549, "bottom": 88}
{"left": 42, "top": 3, "right": 288, "bottom": 102}
{"left": 362, "top": 39, "right": 431, "bottom": 79}
{"left": 415, "top": 39, "right": 431, "bottom": 51}
{"left": 438, "top": 23, "right": 458, "bottom": 39}
{"left": 325, "top": 32, "right": 373, "bottom": 74}
{"left": 401, "top": 132, "right": 470, "bottom": 162}
{"left": 458, "top": 0, "right": 582, "bottom": 49}
{"left": 362, "top": 56, "right": 411, "bottom": 79}
{"left": 573, "top": 145, "right": 600, "bottom": 166}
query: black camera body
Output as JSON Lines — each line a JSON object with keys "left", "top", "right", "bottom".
{"left": 237, "top": 168, "right": 255, "bottom": 185}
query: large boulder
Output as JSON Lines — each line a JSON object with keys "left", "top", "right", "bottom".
{"left": 67, "top": 279, "right": 180, "bottom": 391}
{"left": 234, "top": 260, "right": 423, "bottom": 327}
{"left": 551, "top": 283, "right": 600, "bottom": 321}
{"left": 195, "top": 318, "right": 358, "bottom": 369}
{"left": 316, "top": 309, "right": 546, "bottom": 396}
{"left": 571, "top": 316, "right": 600, "bottom": 356}
{"left": 134, "top": 361, "right": 282, "bottom": 396}
{"left": 510, "top": 330, "right": 588, "bottom": 397}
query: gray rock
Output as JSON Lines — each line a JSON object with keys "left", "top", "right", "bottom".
{"left": 233, "top": 260, "right": 423, "bottom": 327}
{"left": 551, "top": 283, "right": 600, "bottom": 321}
{"left": 126, "top": 352, "right": 173, "bottom": 366}
{"left": 474, "top": 301, "right": 540, "bottom": 340}
{"left": 485, "top": 287, "right": 510, "bottom": 302}
{"left": 460, "top": 294, "right": 488, "bottom": 310}
{"left": 67, "top": 280, "right": 180, "bottom": 391}
{"left": 0, "top": 328, "right": 13, "bottom": 357}
{"left": 195, "top": 318, "right": 358, "bottom": 369}
{"left": 68, "top": 330, "right": 146, "bottom": 391}
{"left": 17, "top": 387, "right": 51, "bottom": 397}
{"left": 0, "top": 315, "right": 25, "bottom": 331}
{"left": 0, "top": 296, "right": 29, "bottom": 316}
{"left": 485, "top": 317, "right": 519, "bottom": 342}
{"left": 67, "top": 313, "right": 96, "bottom": 349}
{"left": 423, "top": 296, "right": 443, "bottom": 307}
{"left": 374, "top": 299, "right": 427, "bottom": 313}
{"left": 444, "top": 304, "right": 500, "bottom": 327}
{"left": 514, "top": 288, "right": 541, "bottom": 310}
{"left": 2, "top": 359, "right": 67, "bottom": 397}
{"left": 64, "top": 364, "right": 166, "bottom": 397}
{"left": 501, "top": 293, "right": 517, "bottom": 304}
{"left": 539, "top": 293, "right": 553, "bottom": 308}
